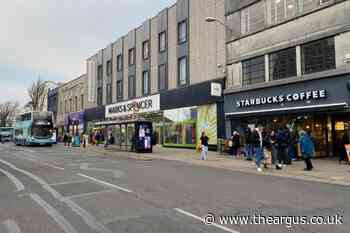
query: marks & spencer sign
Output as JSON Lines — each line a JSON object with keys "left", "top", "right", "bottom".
{"left": 236, "top": 89, "right": 327, "bottom": 108}
{"left": 106, "top": 94, "right": 160, "bottom": 118}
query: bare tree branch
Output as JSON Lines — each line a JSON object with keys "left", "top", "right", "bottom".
{"left": 0, "top": 101, "right": 19, "bottom": 127}
{"left": 26, "top": 77, "right": 48, "bottom": 111}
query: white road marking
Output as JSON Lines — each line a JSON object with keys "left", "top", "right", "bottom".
{"left": 0, "top": 168, "right": 25, "bottom": 192}
{"left": 79, "top": 163, "right": 124, "bottom": 178}
{"left": 67, "top": 190, "right": 116, "bottom": 199}
{"left": 12, "top": 152, "right": 65, "bottom": 170}
{"left": 2, "top": 219, "right": 22, "bottom": 233}
{"left": 29, "top": 193, "right": 79, "bottom": 233}
{"left": 174, "top": 208, "right": 241, "bottom": 233}
{"left": 78, "top": 173, "right": 133, "bottom": 193}
{"left": 48, "top": 180, "right": 88, "bottom": 186}
{"left": 0, "top": 158, "right": 114, "bottom": 233}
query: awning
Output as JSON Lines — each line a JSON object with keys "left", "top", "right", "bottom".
{"left": 225, "top": 102, "right": 349, "bottom": 117}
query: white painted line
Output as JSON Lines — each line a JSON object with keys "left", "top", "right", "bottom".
{"left": 40, "top": 162, "right": 65, "bottom": 170}
{"left": 174, "top": 208, "right": 240, "bottom": 233}
{"left": 12, "top": 152, "right": 65, "bottom": 170}
{"left": 78, "top": 173, "right": 133, "bottom": 193}
{"left": 3, "top": 219, "right": 22, "bottom": 233}
{"left": 0, "top": 168, "right": 25, "bottom": 192}
{"left": 67, "top": 189, "right": 116, "bottom": 199}
{"left": 48, "top": 180, "right": 88, "bottom": 186}
{"left": 29, "top": 193, "right": 79, "bottom": 233}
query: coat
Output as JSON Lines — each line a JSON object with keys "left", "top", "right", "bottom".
{"left": 299, "top": 134, "right": 315, "bottom": 159}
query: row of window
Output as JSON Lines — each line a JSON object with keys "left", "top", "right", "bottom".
{"left": 227, "top": 0, "right": 333, "bottom": 37}
{"left": 61, "top": 95, "right": 84, "bottom": 114}
{"left": 242, "top": 37, "right": 335, "bottom": 85}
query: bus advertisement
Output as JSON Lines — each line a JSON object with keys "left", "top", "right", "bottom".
{"left": 14, "top": 112, "right": 54, "bottom": 146}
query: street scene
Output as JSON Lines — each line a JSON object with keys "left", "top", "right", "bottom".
{"left": 1, "top": 0, "right": 350, "bottom": 232}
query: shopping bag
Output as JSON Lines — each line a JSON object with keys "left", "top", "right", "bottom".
{"left": 264, "top": 149, "right": 272, "bottom": 165}
{"left": 196, "top": 144, "right": 202, "bottom": 153}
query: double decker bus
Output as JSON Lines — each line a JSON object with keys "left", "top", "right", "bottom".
{"left": 14, "top": 112, "right": 54, "bottom": 146}
{"left": 0, "top": 127, "right": 14, "bottom": 142}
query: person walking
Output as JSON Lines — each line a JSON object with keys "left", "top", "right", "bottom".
{"left": 252, "top": 127, "right": 265, "bottom": 172}
{"left": 277, "top": 127, "right": 289, "bottom": 168}
{"left": 63, "top": 133, "right": 68, "bottom": 147}
{"left": 231, "top": 131, "right": 240, "bottom": 158}
{"left": 270, "top": 130, "right": 281, "bottom": 170}
{"left": 67, "top": 133, "right": 72, "bottom": 147}
{"left": 245, "top": 127, "right": 254, "bottom": 161}
{"left": 299, "top": 130, "right": 315, "bottom": 171}
{"left": 200, "top": 132, "right": 209, "bottom": 161}
{"left": 339, "top": 133, "right": 349, "bottom": 164}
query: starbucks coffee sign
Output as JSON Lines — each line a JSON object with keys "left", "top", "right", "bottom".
{"left": 106, "top": 94, "right": 160, "bottom": 118}
{"left": 236, "top": 89, "right": 327, "bottom": 108}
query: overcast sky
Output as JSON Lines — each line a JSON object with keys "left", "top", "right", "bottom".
{"left": 0, "top": 0, "right": 175, "bottom": 105}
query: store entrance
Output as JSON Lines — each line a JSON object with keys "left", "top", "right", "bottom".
{"left": 231, "top": 113, "right": 330, "bottom": 158}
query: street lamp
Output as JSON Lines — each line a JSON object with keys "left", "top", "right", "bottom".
{"left": 205, "top": 16, "right": 236, "bottom": 36}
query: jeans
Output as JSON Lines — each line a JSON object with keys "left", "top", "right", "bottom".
{"left": 255, "top": 147, "right": 264, "bottom": 168}
{"left": 271, "top": 145, "right": 278, "bottom": 165}
{"left": 245, "top": 144, "right": 253, "bottom": 160}
{"left": 201, "top": 145, "right": 208, "bottom": 160}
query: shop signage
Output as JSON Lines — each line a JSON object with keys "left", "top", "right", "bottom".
{"left": 211, "top": 82, "right": 222, "bottom": 97}
{"left": 106, "top": 94, "right": 160, "bottom": 118}
{"left": 236, "top": 89, "right": 327, "bottom": 108}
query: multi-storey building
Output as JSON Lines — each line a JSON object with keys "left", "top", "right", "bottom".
{"left": 85, "top": 0, "right": 226, "bottom": 149}
{"left": 56, "top": 74, "right": 87, "bottom": 138}
{"left": 47, "top": 87, "right": 59, "bottom": 129}
{"left": 224, "top": 0, "right": 350, "bottom": 157}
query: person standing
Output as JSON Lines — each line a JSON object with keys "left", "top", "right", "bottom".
{"left": 252, "top": 127, "right": 264, "bottom": 172}
{"left": 231, "top": 131, "right": 240, "bottom": 158}
{"left": 299, "top": 130, "right": 315, "bottom": 171}
{"left": 200, "top": 132, "right": 209, "bottom": 161}
{"left": 245, "top": 127, "right": 254, "bottom": 161}
{"left": 339, "top": 133, "right": 349, "bottom": 164}
{"left": 277, "top": 127, "right": 288, "bottom": 168}
{"left": 67, "top": 133, "right": 72, "bottom": 147}
{"left": 270, "top": 130, "right": 281, "bottom": 170}
{"left": 63, "top": 133, "right": 68, "bottom": 147}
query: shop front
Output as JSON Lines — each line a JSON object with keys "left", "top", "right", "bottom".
{"left": 84, "top": 106, "right": 106, "bottom": 135}
{"left": 160, "top": 79, "right": 225, "bottom": 150}
{"left": 224, "top": 74, "right": 350, "bottom": 158}
{"left": 65, "top": 111, "right": 85, "bottom": 136}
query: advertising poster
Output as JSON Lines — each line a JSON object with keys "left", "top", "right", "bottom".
{"left": 197, "top": 104, "right": 217, "bottom": 145}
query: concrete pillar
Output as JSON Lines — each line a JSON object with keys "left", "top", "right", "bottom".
{"left": 296, "top": 45, "right": 302, "bottom": 78}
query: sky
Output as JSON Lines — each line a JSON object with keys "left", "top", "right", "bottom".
{"left": 0, "top": 0, "right": 176, "bottom": 105}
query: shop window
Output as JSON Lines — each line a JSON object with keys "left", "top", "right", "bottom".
{"left": 301, "top": 37, "right": 335, "bottom": 75}
{"left": 142, "top": 71, "right": 150, "bottom": 96}
{"left": 128, "top": 76, "right": 136, "bottom": 99}
{"left": 241, "top": 1, "right": 265, "bottom": 34}
{"left": 178, "top": 57, "right": 188, "bottom": 86}
{"left": 117, "top": 54, "right": 123, "bottom": 71}
{"left": 158, "top": 64, "right": 168, "bottom": 91}
{"left": 242, "top": 56, "right": 266, "bottom": 85}
{"left": 159, "top": 31, "right": 167, "bottom": 52}
{"left": 269, "top": 47, "right": 297, "bottom": 80}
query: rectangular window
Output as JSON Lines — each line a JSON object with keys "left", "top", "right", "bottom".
{"left": 158, "top": 64, "right": 167, "bottom": 91}
{"left": 178, "top": 20, "right": 187, "bottom": 43}
{"left": 242, "top": 56, "right": 266, "bottom": 86}
{"left": 97, "top": 65, "right": 103, "bottom": 87}
{"left": 128, "top": 48, "right": 135, "bottom": 66}
{"left": 106, "top": 60, "right": 112, "bottom": 76}
{"left": 241, "top": 1, "right": 265, "bottom": 34}
{"left": 117, "top": 80, "right": 123, "bottom": 101}
{"left": 159, "top": 31, "right": 166, "bottom": 52}
{"left": 269, "top": 0, "right": 297, "bottom": 25}
{"left": 97, "top": 87, "right": 103, "bottom": 106}
{"left": 269, "top": 47, "right": 297, "bottom": 80}
{"left": 106, "top": 83, "right": 112, "bottom": 104}
{"left": 117, "top": 54, "right": 123, "bottom": 71}
{"left": 128, "top": 76, "right": 136, "bottom": 98}
{"left": 74, "top": 96, "right": 78, "bottom": 112}
{"left": 69, "top": 98, "right": 73, "bottom": 112}
{"left": 142, "top": 71, "right": 150, "bottom": 96}
{"left": 178, "top": 57, "right": 188, "bottom": 86}
{"left": 143, "top": 41, "right": 149, "bottom": 60}
{"left": 301, "top": 37, "right": 335, "bottom": 75}
{"left": 80, "top": 95, "right": 84, "bottom": 110}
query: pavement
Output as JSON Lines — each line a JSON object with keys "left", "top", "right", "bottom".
{"left": 0, "top": 142, "right": 348, "bottom": 233}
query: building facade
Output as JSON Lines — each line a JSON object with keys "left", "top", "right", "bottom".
{"left": 47, "top": 87, "right": 59, "bottom": 126}
{"left": 86, "top": 0, "right": 226, "bottom": 149}
{"left": 224, "top": 0, "right": 350, "bottom": 157}
{"left": 56, "top": 75, "right": 87, "bottom": 138}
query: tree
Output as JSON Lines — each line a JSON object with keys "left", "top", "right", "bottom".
{"left": 0, "top": 102, "right": 19, "bottom": 127}
{"left": 27, "top": 77, "right": 48, "bottom": 111}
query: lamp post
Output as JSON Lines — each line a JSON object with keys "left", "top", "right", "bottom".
{"left": 205, "top": 17, "right": 236, "bottom": 36}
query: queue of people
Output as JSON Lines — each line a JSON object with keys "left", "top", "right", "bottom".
{"left": 228, "top": 126, "right": 316, "bottom": 172}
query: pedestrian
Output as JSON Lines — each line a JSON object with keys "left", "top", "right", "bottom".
{"left": 270, "top": 130, "right": 281, "bottom": 170}
{"left": 231, "top": 131, "right": 240, "bottom": 158}
{"left": 277, "top": 127, "right": 289, "bottom": 168}
{"left": 67, "top": 134, "right": 72, "bottom": 147}
{"left": 109, "top": 133, "right": 115, "bottom": 145}
{"left": 299, "top": 130, "right": 315, "bottom": 171}
{"left": 95, "top": 132, "right": 101, "bottom": 146}
{"left": 63, "top": 133, "right": 68, "bottom": 147}
{"left": 339, "top": 133, "right": 349, "bottom": 164}
{"left": 200, "top": 131, "right": 209, "bottom": 161}
{"left": 252, "top": 127, "right": 264, "bottom": 172}
{"left": 245, "top": 127, "right": 254, "bottom": 161}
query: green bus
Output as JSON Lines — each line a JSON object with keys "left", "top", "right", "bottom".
{"left": 0, "top": 127, "right": 14, "bottom": 142}
{"left": 14, "top": 112, "right": 54, "bottom": 146}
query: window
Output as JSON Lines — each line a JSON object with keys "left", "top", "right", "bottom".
{"left": 69, "top": 98, "right": 73, "bottom": 112}
{"left": 143, "top": 41, "right": 149, "bottom": 60}
{"left": 241, "top": 1, "right": 265, "bottom": 34}
{"left": 178, "top": 20, "right": 187, "bottom": 43}
{"left": 128, "top": 76, "right": 136, "bottom": 98}
{"left": 158, "top": 64, "right": 167, "bottom": 91}
{"left": 106, "top": 60, "right": 112, "bottom": 76}
{"left": 269, "top": 47, "right": 296, "bottom": 80}
{"left": 242, "top": 56, "right": 266, "bottom": 85}
{"left": 268, "top": 0, "right": 297, "bottom": 24}
{"left": 178, "top": 57, "right": 188, "bottom": 86}
{"left": 129, "top": 48, "right": 135, "bottom": 66}
{"left": 97, "top": 87, "right": 103, "bottom": 106}
{"left": 106, "top": 84, "right": 112, "bottom": 104}
{"left": 80, "top": 95, "right": 84, "bottom": 110}
{"left": 159, "top": 31, "right": 166, "bottom": 52}
{"left": 64, "top": 100, "right": 67, "bottom": 113}
{"left": 117, "top": 80, "right": 123, "bottom": 101}
{"left": 97, "top": 65, "right": 103, "bottom": 87}
{"left": 142, "top": 71, "right": 150, "bottom": 96}
{"left": 301, "top": 37, "right": 335, "bottom": 74}
{"left": 117, "top": 55, "right": 123, "bottom": 71}
{"left": 74, "top": 96, "right": 78, "bottom": 112}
